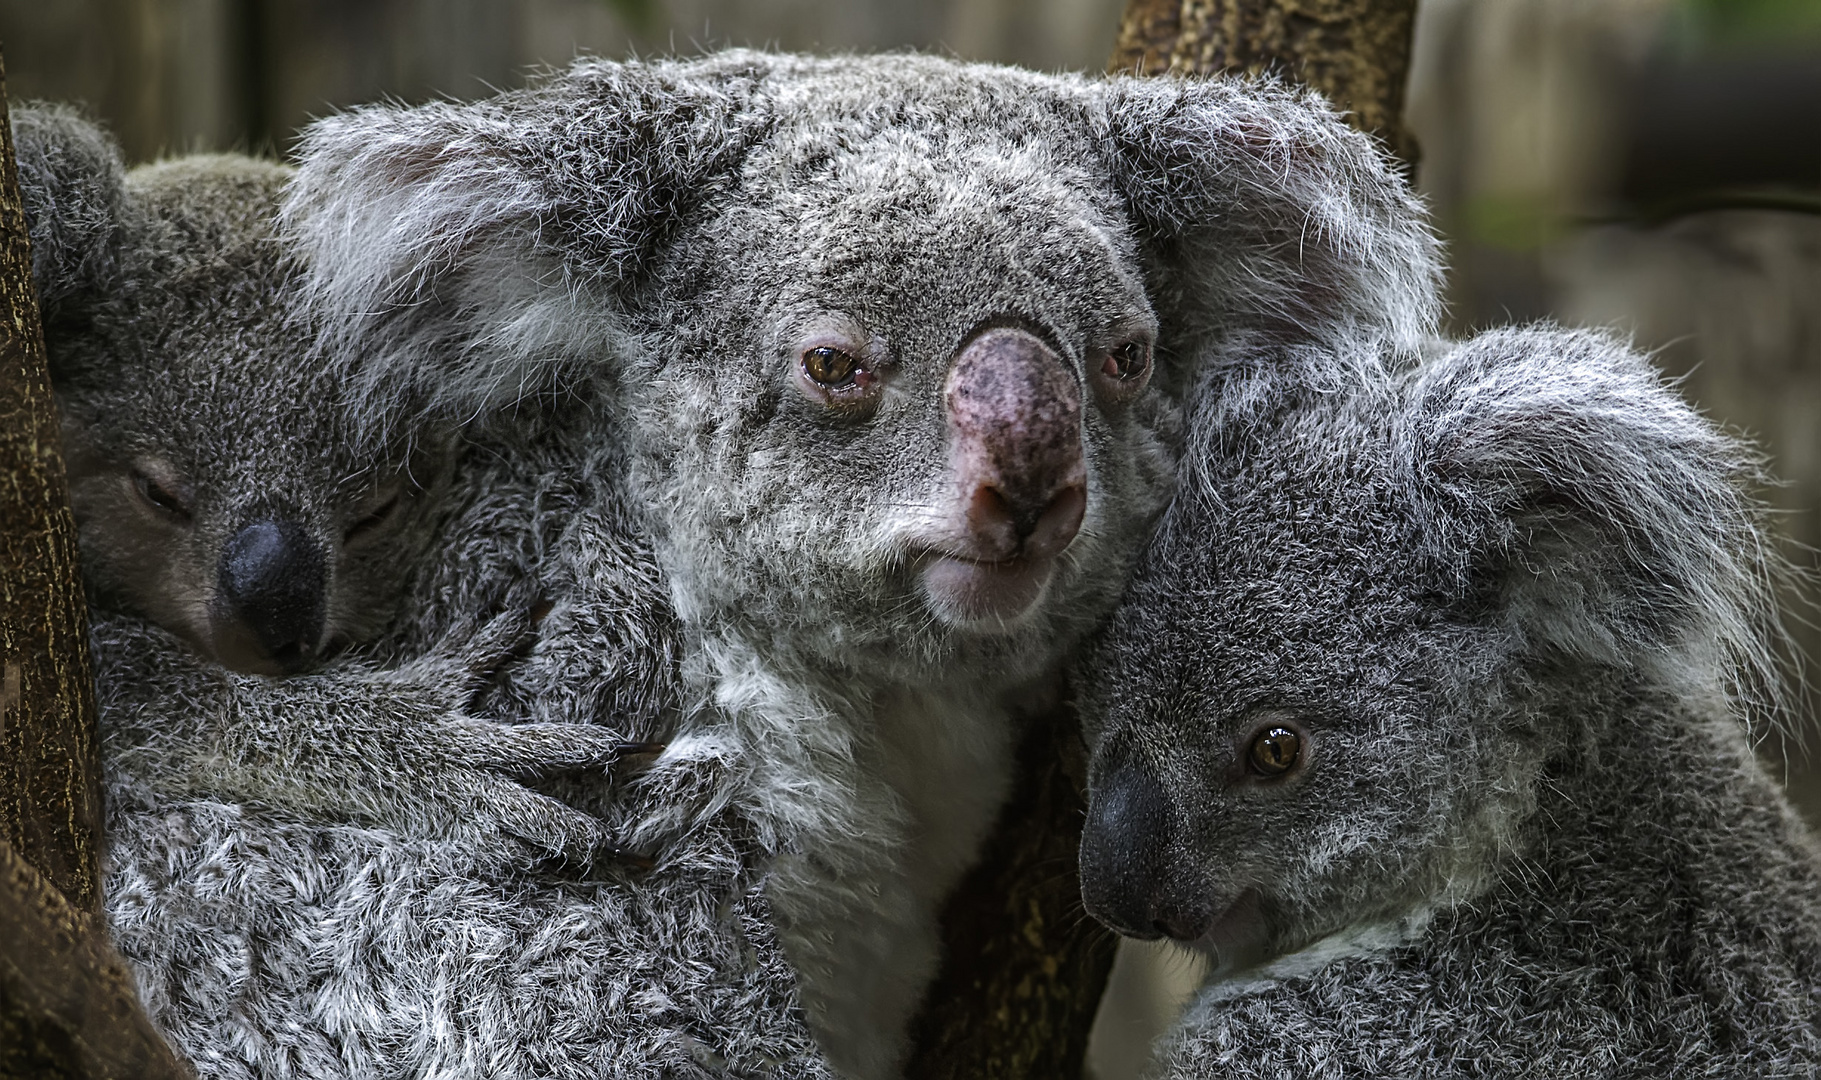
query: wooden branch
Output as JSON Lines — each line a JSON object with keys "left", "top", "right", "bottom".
{"left": 0, "top": 47, "right": 103, "bottom": 919}
{"left": 905, "top": 703, "right": 1118, "bottom": 1079}
{"left": 0, "top": 49, "right": 191, "bottom": 1079}
{"left": 0, "top": 839, "right": 191, "bottom": 1078}
{"left": 1109, "top": 0, "right": 1421, "bottom": 167}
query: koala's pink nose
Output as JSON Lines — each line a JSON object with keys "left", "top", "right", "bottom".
{"left": 945, "top": 326, "right": 1087, "bottom": 562}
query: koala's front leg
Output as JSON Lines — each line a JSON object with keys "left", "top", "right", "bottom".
{"left": 94, "top": 611, "right": 653, "bottom": 870}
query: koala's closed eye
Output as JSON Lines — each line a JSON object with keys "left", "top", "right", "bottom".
{"left": 131, "top": 466, "right": 192, "bottom": 521}
{"left": 344, "top": 488, "right": 403, "bottom": 544}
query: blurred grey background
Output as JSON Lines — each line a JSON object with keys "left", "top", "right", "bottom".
{"left": 2, "top": 0, "right": 1816, "bottom": 1076}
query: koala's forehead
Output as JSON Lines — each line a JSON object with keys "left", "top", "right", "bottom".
{"left": 62, "top": 298, "right": 353, "bottom": 490}
{"left": 1107, "top": 424, "right": 1461, "bottom": 733}
{"left": 711, "top": 87, "right": 1147, "bottom": 357}
{"left": 123, "top": 154, "right": 292, "bottom": 249}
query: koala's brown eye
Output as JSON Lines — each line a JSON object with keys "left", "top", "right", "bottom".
{"left": 132, "top": 471, "right": 190, "bottom": 521}
{"left": 1248, "top": 726, "right": 1302, "bottom": 777}
{"left": 1089, "top": 336, "right": 1154, "bottom": 403}
{"left": 802, "top": 346, "right": 861, "bottom": 389}
{"left": 1102, "top": 340, "right": 1151, "bottom": 382}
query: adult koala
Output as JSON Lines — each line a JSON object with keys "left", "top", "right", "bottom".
{"left": 286, "top": 51, "right": 1440, "bottom": 1076}
{"left": 1078, "top": 327, "right": 1821, "bottom": 1075}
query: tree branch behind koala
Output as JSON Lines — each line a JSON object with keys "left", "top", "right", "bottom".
{"left": 1110, "top": 0, "right": 1421, "bottom": 168}
{"left": 0, "top": 51, "right": 191, "bottom": 1080}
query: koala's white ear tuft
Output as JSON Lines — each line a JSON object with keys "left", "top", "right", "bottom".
{"left": 1400, "top": 326, "right": 1788, "bottom": 712}
{"left": 11, "top": 102, "right": 128, "bottom": 318}
{"left": 282, "top": 57, "right": 772, "bottom": 437}
{"left": 1095, "top": 76, "right": 1442, "bottom": 361}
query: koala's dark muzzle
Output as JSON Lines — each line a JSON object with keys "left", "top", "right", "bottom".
{"left": 1080, "top": 759, "right": 1215, "bottom": 943}
{"left": 215, "top": 519, "right": 327, "bottom": 672}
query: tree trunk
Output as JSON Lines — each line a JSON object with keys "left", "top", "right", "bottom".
{"left": 1109, "top": 0, "right": 1421, "bottom": 167}
{"left": 905, "top": 702, "right": 1117, "bottom": 1079}
{"left": 0, "top": 50, "right": 191, "bottom": 1080}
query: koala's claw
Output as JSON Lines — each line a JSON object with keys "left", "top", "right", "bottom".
{"left": 458, "top": 722, "right": 661, "bottom": 777}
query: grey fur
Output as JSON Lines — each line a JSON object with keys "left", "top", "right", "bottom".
{"left": 17, "top": 48, "right": 1441, "bottom": 1076}
{"left": 1078, "top": 325, "right": 1821, "bottom": 1076}
{"left": 14, "top": 104, "right": 641, "bottom": 858}
{"left": 20, "top": 106, "right": 833, "bottom": 1077}
{"left": 278, "top": 52, "right": 1440, "bottom": 1076}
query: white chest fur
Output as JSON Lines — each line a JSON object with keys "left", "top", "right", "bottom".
{"left": 867, "top": 684, "right": 1018, "bottom": 917}
{"left": 701, "top": 639, "right": 1021, "bottom": 1079}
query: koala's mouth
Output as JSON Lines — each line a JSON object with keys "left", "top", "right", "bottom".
{"left": 918, "top": 552, "right": 1059, "bottom": 629}
{"left": 1192, "top": 888, "right": 1272, "bottom": 978}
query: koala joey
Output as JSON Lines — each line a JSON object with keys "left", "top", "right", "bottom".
{"left": 1078, "top": 326, "right": 1821, "bottom": 1076}
{"left": 14, "top": 103, "right": 647, "bottom": 866}
{"left": 20, "top": 105, "right": 438, "bottom": 676}
{"left": 282, "top": 51, "right": 1442, "bottom": 1077}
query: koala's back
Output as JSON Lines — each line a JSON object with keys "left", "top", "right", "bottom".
{"left": 106, "top": 766, "right": 826, "bottom": 1080}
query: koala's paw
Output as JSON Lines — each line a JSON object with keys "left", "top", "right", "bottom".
{"left": 422, "top": 717, "right": 663, "bottom": 871}
{"left": 360, "top": 605, "right": 666, "bottom": 868}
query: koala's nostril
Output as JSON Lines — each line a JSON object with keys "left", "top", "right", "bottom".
{"left": 216, "top": 519, "right": 327, "bottom": 668}
{"left": 1152, "top": 903, "right": 1215, "bottom": 943}
{"left": 966, "top": 481, "right": 1085, "bottom": 558}
{"left": 1025, "top": 482, "right": 1085, "bottom": 560}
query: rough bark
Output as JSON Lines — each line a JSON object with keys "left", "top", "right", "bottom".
{"left": 0, "top": 51, "right": 191, "bottom": 1080}
{"left": 0, "top": 840, "right": 192, "bottom": 1079}
{"left": 906, "top": 703, "right": 1118, "bottom": 1079}
{"left": 0, "top": 49, "right": 102, "bottom": 920}
{"left": 1109, "top": 0, "right": 1421, "bottom": 167}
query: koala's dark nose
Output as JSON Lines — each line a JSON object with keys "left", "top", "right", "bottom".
{"left": 216, "top": 519, "right": 326, "bottom": 670}
{"left": 945, "top": 326, "right": 1087, "bottom": 562}
{"left": 1080, "top": 759, "right": 1215, "bottom": 942}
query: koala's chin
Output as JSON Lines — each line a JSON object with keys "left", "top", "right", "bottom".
{"left": 918, "top": 554, "right": 1059, "bottom": 630}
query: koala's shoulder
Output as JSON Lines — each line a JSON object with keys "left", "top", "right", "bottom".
{"left": 123, "top": 154, "right": 291, "bottom": 256}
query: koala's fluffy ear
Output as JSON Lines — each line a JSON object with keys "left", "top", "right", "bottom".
{"left": 283, "top": 56, "right": 773, "bottom": 434}
{"left": 1096, "top": 76, "right": 1441, "bottom": 360}
{"left": 1400, "top": 326, "right": 1783, "bottom": 704}
{"left": 10, "top": 102, "right": 127, "bottom": 319}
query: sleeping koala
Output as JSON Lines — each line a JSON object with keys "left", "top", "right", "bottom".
{"left": 14, "top": 103, "right": 642, "bottom": 863}
{"left": 28, "top": 113, "right": 438, "bottom": 676}
{"left": 1078, "top": 327, "right": 1821, "bottom": 1075}
{"left": 281, "top": 51, "right": 1443, "bottom": 1076}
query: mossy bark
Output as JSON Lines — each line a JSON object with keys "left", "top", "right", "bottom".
{"left": 1110, "top": 0, "right": 1421, "bottom": 167}
{"left": 0, "top": 50, "right": 191, "bottom": 1080}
